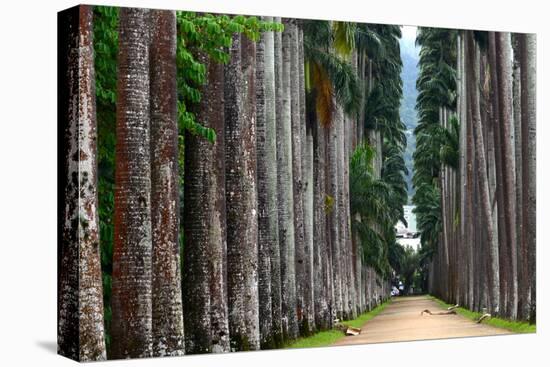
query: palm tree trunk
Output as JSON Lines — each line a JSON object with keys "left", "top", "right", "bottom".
{"left": 480, "top": 50, "right": 497, "bottom": 313}
{"left": 313, "top": 118, "right": 330, "bottom": 330}
{"left": 343, "top": 113, "right": 356, "bottom": 318}
{"left": 495, "top": 32, "right": 518, "bottom": 319}
{"left": 224, "top": 33, "right": 260, "bottom": 351}
{"left": 256, "top": 17, "right": 281, "bottom": 348}
{"left": 271, "top": 17, "right": 285, "bottom": 345}
{"left": 512, "top": 34, "right": 529, "bottom": 321}
{"left": 328, "top": 103, "right": 343, "bottom": 320}
{"left": 336, "top": 106, "right": 351, "bottom": 319}
{"left": 466, "top": 31, "right": 500, "bottom": 315}
{"left": 487, "top": 32, "right": 508, "bottom": 316}
{"left": 149, "top": 10, "right": 184, "bottom": 356}
{"left": 58, "top": 5, "right": 106, "bottom": 361}
{"left": 298, "top": 25, "right": 315, "bottom": 335}
{"left": 288, "top": 19, "right": 306, "bottom": 335}
{"left": 184, "top": 46, "right": 230, "bottom": 352}
{"left": 303, "top": 126, "right": 315, "bottom": 333}
{"left": 111, "top": 7, "right": 153, "bottom": 359}
{"left": 518, "top": 33, "right": 536, "bottom": 323}
{"left": 278, "top": 19, "right": 298, "bottom": 340}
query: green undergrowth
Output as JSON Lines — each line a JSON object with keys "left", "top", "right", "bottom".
{"left": 286, "top": 300, "right": 390, "bottom": 349}
{"left": 429, "top": 296, "right": 536, "bottom": 334}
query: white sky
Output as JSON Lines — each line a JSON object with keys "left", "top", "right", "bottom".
{"left": 401, "top": 25, "right": 418, "bottom": 43}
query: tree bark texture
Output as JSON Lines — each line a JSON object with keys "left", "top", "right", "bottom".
{"left": 289, "top": 19, "right": 307, "bottom": 336}
{"left": 184, "top": 49, "right": 230, "bottom": 353}
{"left": 518, "top": 33, "right": 536, "bottom": 323}
{"left": 111, "top": 7, "right": 153, "bottom": 359}
{"left": 58, "top": 5, "right": 107, "bottom": 361}
{"left": 327, "top": 102, "right": 343, "bottom": 320}
{"left": 466, "top": 31, "right": 500, "bottom": 315}
{"left": 256, "top": 17, "right": 281, "bottom": 348}
{"left": 149, "top": 10, "right": 184, "bottom": 356}
{"left": 224, "top": 32, "right": 260, "bottom": 351}
{"left": 278, "top": 18, "right": 299, "bottom": 340}
{"left": 298, "top": 24, "right": 315, "bottom": 335}
{"left": 271, "top": 17, "right": 285, "bottom": 345}
{"left": 495, "top": 32, "right": 518, "bottom": 319}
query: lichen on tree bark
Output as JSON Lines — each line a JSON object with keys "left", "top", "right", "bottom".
{"left": 58, "top": 5, "right": 107, "bottom": 361}
{"left": 111, "top": 7, "right": 154, "bottom": 359}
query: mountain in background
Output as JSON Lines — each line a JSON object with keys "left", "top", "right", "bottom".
{"left": 399, "top": 34, "right": 420, "bottom": 202}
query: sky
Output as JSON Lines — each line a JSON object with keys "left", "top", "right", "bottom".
{"left": 401, "top": 25, "right": 417, "bottom": 44}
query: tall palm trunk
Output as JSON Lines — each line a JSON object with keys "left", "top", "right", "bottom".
{"left": 278, "top": 18, "right": 299, "bottom": 340}
{"left": 149, "top": 10, "right": 184, "bottom": 356}
{"left": 298, "top": 25, "right": 315, "bottom": 335}
{"left": 224, "top": 33, "right": 260, "bottom": 351}
{"left": 512, "top": 35, "right": 529, "bottom": 321}
{"left": 271, "top": 17, "right": 285, "bottom": 345}
{"left": 487, "top": 32, "right": 507, "bottom": 316}
{"left": 257, "top": 17, "right": 281, "bottom": 348}
{"left": 288, "top": 19, "right": 306, "bottom": 335}
{"left": 111, "top": 8, "right": 153, "bottom": 359}
{"left": 466, "top": 31, "right": 500, "bottom": 315}
{"left": 344, "top": 114, "right": 356, "bottom": 318}
{"left": 480, "top": 51, "right": 497, "bottom": 313}
{"left": 312, "top": 118, "right": 330, "bottom": 330}
{"left": 495, "top": 32, "right": 518, "bottom": 319}
{"left": 183, "top": 48, "right": 230, "bottom": 353}
{"left": 518, "top": 33, "right": 536, "bottom": 323}
{"left": 463, "top": 31, "right": 474, "bottom": 310}
{"left": 328, "top": 103, "right": 343, "bottom": 320}
{"left": 58, "top": 5, "right": 106, "bottom": 361}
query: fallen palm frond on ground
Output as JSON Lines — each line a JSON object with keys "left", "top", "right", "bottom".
{"left": 335, "top": 322, "right": 362, "bottom": 336}
{"left": 345, "top": 326, "right": 362, "bottom": 336}
{"left": 429, "top": 296, "right": 536, "bottom": 333}
{"left": 420, "top": 309, "right": 457, "bottom": 316}
{"left": 476, "top": 313, "right": 491, "bottom": 323}
{"left": 287, "top": 301, "right": 390, "bottom": 349}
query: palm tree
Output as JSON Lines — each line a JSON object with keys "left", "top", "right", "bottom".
{"left": 511, "top": 34, "right": 528, "bottom": 321}
{"left": 301, "top": 19, "right": 363, "bottom": 322}
{"left": 486, "top": 31, "right": 508, "bottom": 317}
{"left": 330, "top": 104, "right": 343, "bottom": 318}
{"left": 224, "top": 32, "right": 260, "bottom": 351}
{"left": 466, "top": 31, "right": 500, "bottom": 315}
{"left": 298, "top": 25, "right": 316, "bottom": 334}
{"left": 413, "top": 26, "right": 457, "bottom": 303}
{"left": 289, "top": 19, "right": 307, "bottom": 335}
{"left": 111, "top": 7, "right": 153, "bottom": 359}
{"left": 495, "top": 32, "right": 518, "bottom": 319}
{"left": 271, "top": 16, "right": 285, "bottom": 345}
{"left": 311, "top": 107, "right": 331, "bottom": 330}
{"left": 278, "top": 18, "right": 299, "bottom": 341}
{"left": 149, "top": 9, "right": 184, "bottom": 356}
{"left": 183, "top": 49, "right": 230, "bottom": 354}
{"left": 518, "top": 33, "right": 536, "bottom": 323}
{"left": 256, "top": 16, "right": 280, "bottom": 348}
{"left": 58, "top": 5, "right": 107, "bottom": 361}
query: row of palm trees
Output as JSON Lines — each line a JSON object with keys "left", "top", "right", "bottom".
{"left": 58, "top": 5, "right": 406, "bottom": 362}
{"left": 413, "top": 28, "right": 536, "bottom": 323}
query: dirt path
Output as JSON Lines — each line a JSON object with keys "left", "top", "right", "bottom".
{"left": 333, "top": 295, "right": 511, "bottom": 346}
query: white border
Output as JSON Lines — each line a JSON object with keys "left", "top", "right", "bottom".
{"left": 0, "top": 1, "right": 546, "bottom": 366}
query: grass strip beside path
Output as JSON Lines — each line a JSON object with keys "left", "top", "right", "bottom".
{"left": 429, "top": 296, "right": 535, "bottom": 334}
{"left": 287, "top": 300, "right": 390, "bottom": 349}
